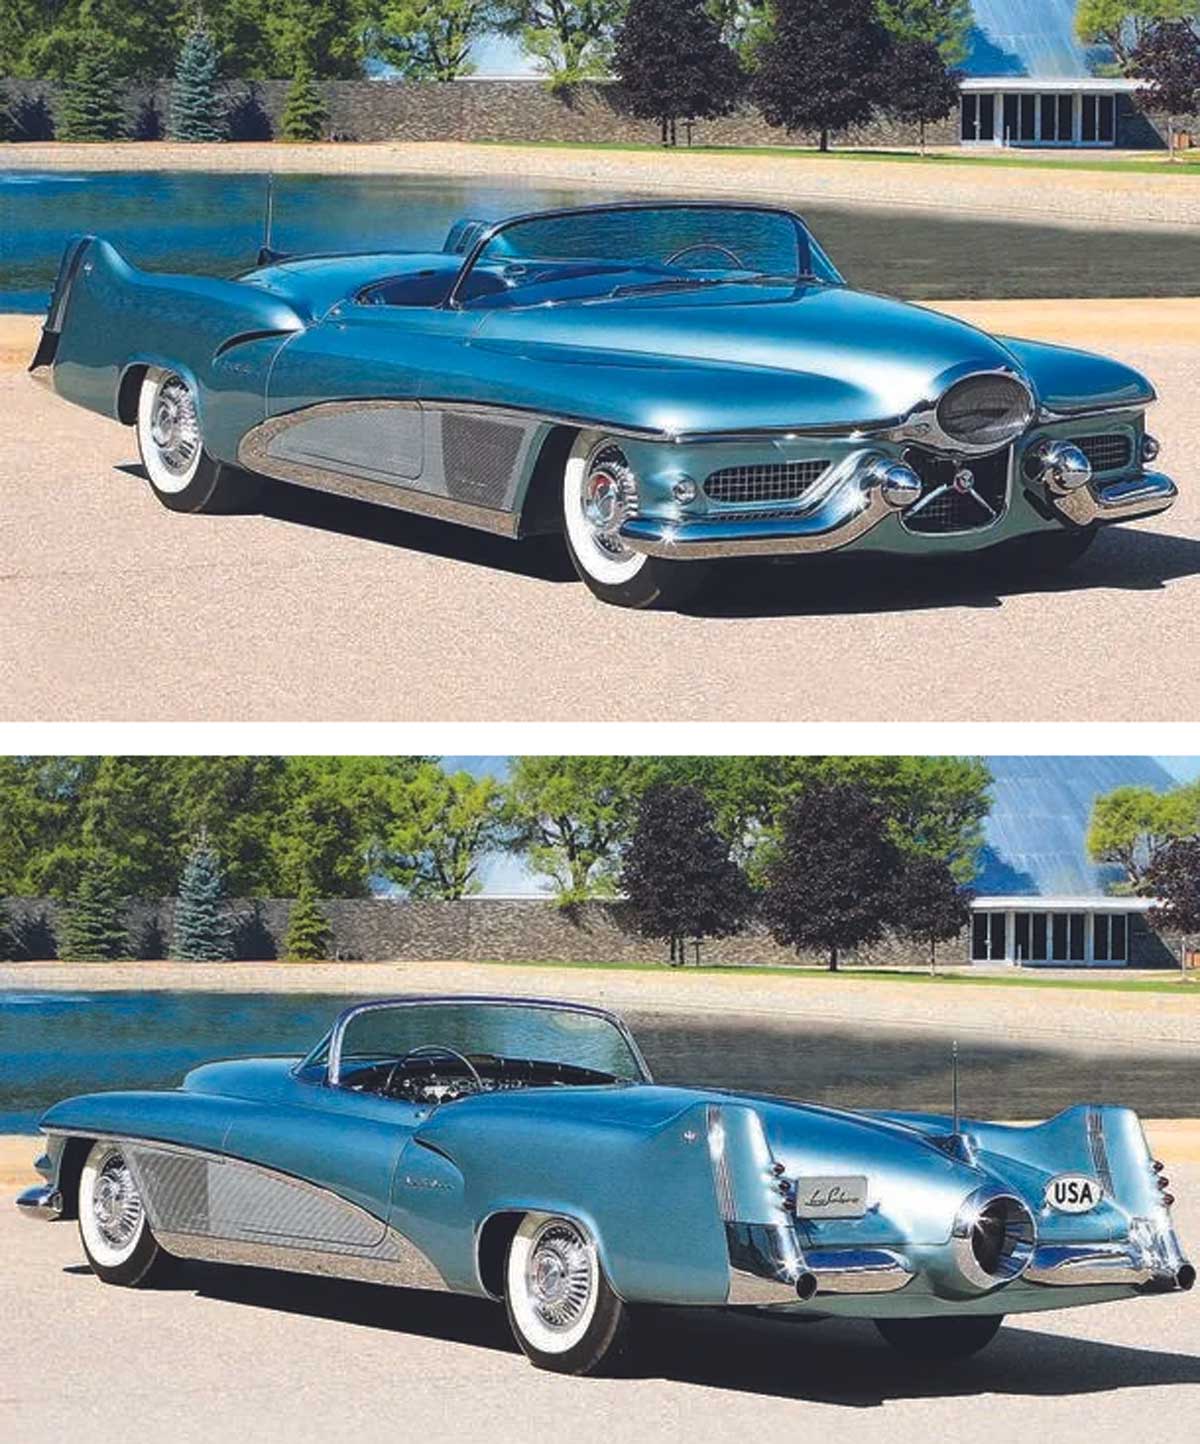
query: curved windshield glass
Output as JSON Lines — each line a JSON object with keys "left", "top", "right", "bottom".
{"left": 313, "top": 1000, "right": 648, "bottom": 1085}
{"left": 453, "top": 205, "right": 841, "bottom": 309}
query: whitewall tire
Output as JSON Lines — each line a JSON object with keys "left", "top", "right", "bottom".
{"left": 561, "top": 431, "right": 706, "bottom": 609}
{"left": 504, "top": 1212, "right": 631, "bottom": 1375}
{"left": 136, "top": 366, "right": 260, "bottom": 514}
{"left": 78, "top": 1140, "right": 171, "bottom": 1286}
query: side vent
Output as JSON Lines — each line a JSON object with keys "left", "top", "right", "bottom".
{"left": 441, "top": 413, "right": 524, "bottom": 508}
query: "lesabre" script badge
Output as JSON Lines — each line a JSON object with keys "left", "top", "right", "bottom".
{"left": 793, "top": 1174, "right": 869, "bottom": 1219}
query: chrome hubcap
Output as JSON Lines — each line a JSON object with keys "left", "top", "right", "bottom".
{"left": 581, "top": 446, "right": 636, "bottom": 560}
{"left": 92, "top": 1154, "right": 143, "bottom": 1249}
{"left": 149, "top": 375, "right": 200, "bottom": 476}
{"left": 525, "top": 1220, "right": 593, "bottom": 1331}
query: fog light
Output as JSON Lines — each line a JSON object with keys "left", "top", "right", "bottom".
{"left": 869, "top": 458, "right": 922, "bottom": 509}
{"left": 1025, "top": 440, "right": 1092, "bottom": 494}
{"left": 671, "top": 476, "right": 698, "bottom": 505}
{"left": 1142, "top": 433, "right": 1160, "bottom": 463}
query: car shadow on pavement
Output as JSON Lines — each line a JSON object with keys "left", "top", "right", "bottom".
{"left": 675, "top": 529, "right": 1200, "bottom": 620}
{"left": 159, "top": 1261, "right": 1200, "bottom": 1406}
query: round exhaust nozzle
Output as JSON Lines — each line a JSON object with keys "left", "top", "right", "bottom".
{"left": 951, "top": 1189, "right": 1036, "bottom": 1292}
{"left": 795, "top": 1271, "right": 819, "bottom": 1302}
{"left": 1177, "top": 1264, "right": 1196, "bottom": 1292}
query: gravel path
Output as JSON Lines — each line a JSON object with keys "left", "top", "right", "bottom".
{"left": 4, "top": 140, "right": 1200, "bottom": 228}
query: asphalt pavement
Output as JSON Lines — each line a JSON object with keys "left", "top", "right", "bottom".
{"left": 4, "top": 1167, "right": 1198, "bottom": 1443}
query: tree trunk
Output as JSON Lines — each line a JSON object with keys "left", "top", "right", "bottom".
{"left": 829, "top": 945, "right": 839, "bottom": 972}
{"left": 930, "top": 935, "right": 937, "bottom": 975}
{"left": 919, "top": 119, "right": 926, "bottom": 157}
{"left": 670, "top": 116, "right": 677, "bottom": 147}
{"left": 661, "top": 115, "right": 668, "bottom": 147}
{"left": 1169, "top": 119, "right": 1178, "bottom": 163}
{"left": 820, "top": 128, "right": 830, "bottom": 153}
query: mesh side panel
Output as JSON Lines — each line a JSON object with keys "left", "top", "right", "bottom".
{"left": 441, "top": 413, "right": 524, "bottom": 507}
{"left": 703, "top": 459, "right": 830, "bottom": 505}
{"left": 209, "top": 1162, "right": 385, "bottom": 1249}
{"left": 1071, "top": 432, "right": 1133, "bottom": 473}
{"left": 129, "top": 1147, "right": 210, "bottom": 1234}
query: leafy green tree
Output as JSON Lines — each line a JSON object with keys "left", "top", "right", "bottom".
{"left": 371, "top": 0, "right": 495, "bottom": 79}
{"left": 614, "top": 0, "right": 743, "bottom": 145}
{"left": 1087, "top": 781, "right": 1200, "bottom": 888}
{"left": 170, "top": 13, "right": 226, "bottom": 141}
{"left": 212, "top": 0, "right": 374, "bottom": 77}
{"left": 284, "top": 884, "right": 333, "bottom": 960}
{"left": 494, "top": 0, "right": 625, "bottom": 90}
{"left": 0, "top": 901, "right": 16, "bottom": 962}
{"left": 504, "top": 756, "right": 649, "bottom": 902}
{"left": 752, "top": 0, "right": 892, "bottom": 150}
{"left": 762, "top": 782, "right": 904, "bottom": 970}
{"left": 58, "top": 45, "right": 127, "bottom": 140}
{"left": 280, "top": 58, "right": 328, "bottom": 138}
{"left": 383, "top": 765, "right": 508, "bottom": 898}
{"left": 59, "top": 855, "right": 129, "bottom": 961}
{"left": 892, "top": 854, "right": 972, "bottom": 971}
{"left": 621, "top": 783, "right": 755, "bottom": 964}
{"left": 1075, "top": 1, "right": 1197, "bottom": 68}
{"left": 171, "top": 830, "right": 233, "bottom": 961}
{"left": 17, "top": 2, "right": 193, "bottom": 82}
{"left": 876, "top": 0, "right": 972, "bottom": 65}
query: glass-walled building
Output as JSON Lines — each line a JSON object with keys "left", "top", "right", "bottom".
{"left": 959, "top": 79, "right": 1130, "bottom": 149}
{"left": 969, "top": 897, "right": 1154, "bottom": 966}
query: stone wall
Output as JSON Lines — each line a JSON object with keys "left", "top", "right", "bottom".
{"left": 2, "top": 895, "right": 1183, "bottom": 969}
{"left": 6, "top": 75, "right": 1186, "bottom": 151}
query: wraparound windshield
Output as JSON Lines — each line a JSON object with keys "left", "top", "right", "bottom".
{"left": 309, "top": 1000, "right": 649, "bottom": 1085}
{"left": 451, "top": 205, "right": 842, "bottom": 309}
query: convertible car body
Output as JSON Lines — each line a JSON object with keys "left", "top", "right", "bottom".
{"left": 17, "top": 996, "right": 1192, "bottom": 1374}
{"left": 30, "top": 202, "right": 1177, "bottom": 608}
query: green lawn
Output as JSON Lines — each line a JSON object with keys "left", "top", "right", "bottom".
{"left": 469, "top": 955, "right": 1196, "bottom": 994}
{"left": 475, "top": 138, "right": 1200, "bottom": 176}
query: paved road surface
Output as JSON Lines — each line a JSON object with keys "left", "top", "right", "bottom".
{"left": 2, "top": 320, "right": 1197, "bottom": 722}
{"left": 4, "top": 1170, "right": 1198, "bottom": 1443}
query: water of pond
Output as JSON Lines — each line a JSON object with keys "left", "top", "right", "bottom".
{"left": 2, "top": 989, "right": 1194, "bottom": 1133}
{"left": 1, "top": 169, "right": 1195, "bottom": 313}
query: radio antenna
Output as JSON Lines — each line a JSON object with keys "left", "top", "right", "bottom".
{"left": 951, "top": 1040, "right": 960, "bottom": 1135}
{"left": 261, "top": 173, "right": 275, "bottom": 260}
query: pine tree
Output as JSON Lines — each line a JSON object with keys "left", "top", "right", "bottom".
{"left": 170, "top": 15, "right": 225, "bottom": 142}
{"left": 172, "top": 830, "right": 233, "bottom": 962}
{"left": 0, "top": 901, "right": 15, "bottom": 962}
{"left": 59, "top": 857, "right": 129, "bottom": 961}
{"left": 284, "top": 885, "right": 332, "bottom": 961}
{"left": 280, "top": 61, "right": 328, "bottom": 142}
{"left": 58, "top": 48, "right": 126, "bottom": 142}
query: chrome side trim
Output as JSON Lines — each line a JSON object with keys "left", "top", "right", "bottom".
{"left": 619, "top": 448, "right": 898, "bottom": 560}
{"left": 1086, "top": 1106, "right": 1116, "bottom": 1196}
{"left": 16, "top": 1184, "right": 63, "bottom": 1221}
{"left": 154, "top": 1230, "right": 447, "bottom": 1291}
{"left": 1048, "top": 470, "right": 1177, "bottom": 528}
{"left": 1038, "top": 397, "right": 1155, "bottom": 422}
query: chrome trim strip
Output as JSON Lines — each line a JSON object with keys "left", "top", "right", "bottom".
{"left": 802, "top": 1247, "right": 914, "bottom": 1296}
{"left": 1086, "top": 1106, "right": 1116, "bottom": 1196}
{"left": 1038, "top": 396, "right": 1155, "bottom": 421}
{"left": 16, "top": 1184, "right": 63, "bottom": 1221}
{"left": 322, "top": 994, "right": 653, "bottom": 1087}
{"left": 154, "top": 1230, "right": 448, "bottom": 1291}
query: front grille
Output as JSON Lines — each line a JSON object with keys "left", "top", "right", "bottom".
{"left": 901, "top": 446, "right": 1010, "bottom": 535}
{"left": 1070, "top": 432, "right": 1133, "bottom": 474}
{"left": 703, "top": 459, "right": 830, "bottom": 506}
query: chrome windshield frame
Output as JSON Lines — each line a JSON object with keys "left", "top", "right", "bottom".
{"left": 306, "top": 994, "right": 654, "bottom": 1087}
{"left": 442, "top": 200, "right": 841, "bottom": 311}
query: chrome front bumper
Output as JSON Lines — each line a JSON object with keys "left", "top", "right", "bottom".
{"left": 1051, "top": 470, "right": 1178, "bottom": 527}
{"left": 16, "top": 1184, "right": 63, "bottom": 1221}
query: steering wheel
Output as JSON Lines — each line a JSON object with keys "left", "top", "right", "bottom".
{"left": 664, "top": 241, "right": 745, "bottom": 269}
{"left": 384, "top": 1043, "right": 485, "bottom": 1099}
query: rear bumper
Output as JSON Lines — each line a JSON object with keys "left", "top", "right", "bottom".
{"left": 16, "top": 1184, "right": 63, "bottom": 1222}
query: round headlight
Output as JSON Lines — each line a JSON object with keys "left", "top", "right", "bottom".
{"left": 936, "top": 373, "right": 1034, "bottom": 449}
{"left": 671, "top": 476, "right": 698, "bottom": 505}
{"left": 1142, "top": 433, "right": 1161, "bottom": 463}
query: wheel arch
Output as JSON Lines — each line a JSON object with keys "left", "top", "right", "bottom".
{"left": 515, "top": 424, "right": 578, "bottom": 537}
{"left": 475, "top": 1205, "right": 623, "bottom": 1302}
{"left": 56, "top": 1133, "right": 96, "bottom": 1221}
{"left": 116, "top": 357, "right": 206, "bottom": 430}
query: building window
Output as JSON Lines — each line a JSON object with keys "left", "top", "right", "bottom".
{"left": 1041, "top": 94, "right": 1059, "bottom": 141}
{"left": 1014, "top": 912, "right": 1031, "bottom": 961}
{"left": 1032, "top": 913, "right": 1048, "bottom": 960}
{"left": 971, "top": 911, "right": 1007, "bottom": 961}
{"left": 979, "top": 94, "right": 995, "bottom": 142}
{"left": 1094, "top": 913, "right": 1129, "bottom": 962}
{"left": 1052, "top": 912, "right": 1068, "bottom": 961}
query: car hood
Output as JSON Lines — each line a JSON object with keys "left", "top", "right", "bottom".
{"left": 471, "top": 285, "right": 1019, "bottom": 426}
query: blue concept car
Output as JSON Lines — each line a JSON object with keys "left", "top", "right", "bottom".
{"left": 18, "top": 996, "right": 1192, "bottom": 1375}
{"left": 30, "top": 201, "right": 1177, "bottom": 608}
